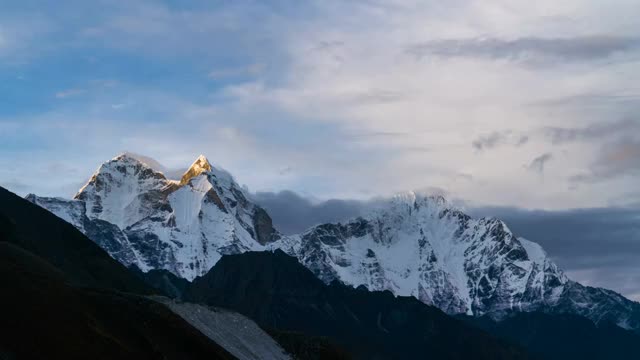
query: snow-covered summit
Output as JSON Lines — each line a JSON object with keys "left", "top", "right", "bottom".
{"left": 276, "top": 192, "right": 568, "bottom": 315}
{"left": 180, "top": 155, "right": 213, "bottom": 185}
{"left": 36, "top": 154, "right": 279, "bottom": 278}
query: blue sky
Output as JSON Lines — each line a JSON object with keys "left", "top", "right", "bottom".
{"left": 1, "top": 0, "right": 640, "bottom": 299}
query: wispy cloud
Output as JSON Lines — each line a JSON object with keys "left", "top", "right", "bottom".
{"left": 55, "top": 88, "right": 86, "bottom": 99}
{"left": 208, "top": 63, "right": 265, "bottom": 79}
{"left": 472, "top": 131, "right": 529, "bottom": 151}
{"left": 544, "top": 119, "right": 640, "bottom": 144}
{"left": 406, "top": 36, "right": 640, "bottom": 64}
{"left": 527, "top": 153, "right": 553, "bottom": 174}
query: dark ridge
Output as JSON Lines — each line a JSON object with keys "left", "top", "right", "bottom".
{"left": 460, "top": 312, "right": 640, "bottom": 360}
{"left": 0, "top": 186, "right": 152, "bottom": 294}
{"left": 0, "top": 241, "right": 235, "bottom": 360}
{"left": 130, "top": 266, "right": 192, "bottom": 300}
{"left": 188, "top": 250, "right": 533, "bottom": 360}
{"left": 266, "top": 329, "right": 352, "bottom": 360}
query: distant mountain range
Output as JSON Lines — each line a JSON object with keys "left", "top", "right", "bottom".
{"left": 0, "top": 185, "right": 527, "bottom": 359}
{"left": 4, "top": 175, "right": 640, "bottom": 359}
{"left": 27, "top": 153, "right": 640, "bottom": 333}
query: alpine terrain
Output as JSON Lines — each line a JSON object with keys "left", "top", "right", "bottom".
{"left": 27, "top": 153, "right": 640, "bottom": 332}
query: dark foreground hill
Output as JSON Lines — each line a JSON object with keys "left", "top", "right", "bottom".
{"left": 0, "top": 187, "right": 237, "bottom": 359}
{"left": 0, "top": 241, "right": 236, "bottom": 360}
{"left": 461, "top": 312, "right": 640, "bottom": 360}
{"left": 0, "top": 186, "right": 151, "bottom": 293}
{"left": 188, "top": 250, "right": 533, "bottom": 360}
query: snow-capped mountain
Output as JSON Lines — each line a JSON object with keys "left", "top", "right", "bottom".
{"left": 29, "top": 154, "right": 279, "bottom": 278}
{"left": 27, "top": 154, "right": 640, "bottom": 331}
{"left": 274, "top": 193, "right": 567, "bottom": 316}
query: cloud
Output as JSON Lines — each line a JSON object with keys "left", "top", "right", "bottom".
{"left": 406, "top": 36, "right": 640, "bottom": 64}
{"left": 208, "top": 63, "right": 265, "bottom": 79}
{"left": 472, "top": 131, "right": 529, "bottom": 151}
{"left": 55, "top": 88, "right": 86, "bottom": 99}
{"left": 572, "top": 138, "right": 640, "bottom": 183}
{"left": 526, "top": 153, "right": 552, "bottom": 174}
{"left": 544, "top": 119, "right": 640, "bottom": 144}
{"left": 3, "top": 0, "right": 640, "bottom": 210}
{"left": 251, "top": 190, "right": 367, "bottom": 234}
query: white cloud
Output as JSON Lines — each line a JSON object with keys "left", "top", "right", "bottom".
{"left": 213, "top": 0, "right": 640, "bottom": 209}
{"left": 4, "top": 0, "right": 640, "bottom": 209}
{"left": 55, "top": 88, "right": 86, "bottom": 99}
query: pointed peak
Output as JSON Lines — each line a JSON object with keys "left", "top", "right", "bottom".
{"left": 109, "top": 152, "right": 157, "bottom": 170}
{"left": 179, "top": 155, "right": 213, "bottom": 185}
{"left": 194, "top": 154, "right": 212, "bottom": 168}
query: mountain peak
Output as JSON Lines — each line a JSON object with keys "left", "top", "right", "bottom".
{"left": 179, "top": 155, "right": 213, "bottom": 185}
{"left": 120, "top": 152, "right": 168, "bottom": 172}
{"left": 112, "top": 152, "right": 145, "bottom": 164}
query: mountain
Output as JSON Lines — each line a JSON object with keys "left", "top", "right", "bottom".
{"left": 26, "top": 153, "right": 640, "bottom": 332}
{"left": 0, "top": 186, "right": 238, "bottom": 359}
{"left": 1, "top": 185, "right": 151, "bottom": 293}
{"left": 28, "top": 153, "right": 280, "bottom": 279}
{"left": 153, "top": 297, "right": 292, "bottom": 360}
{"left": 188, "top": 250, "right": 532, "bottom": 360}
{"left": 275, "top": 193, "right": 640, "bottom": 330}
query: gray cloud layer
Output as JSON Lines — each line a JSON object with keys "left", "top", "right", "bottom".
{"left": 408, "top": 36, "right": 640, "bottom": 63}
{"left": 254, "top": 190, "right": 640, "bottom": 300}
{"left": 472, "top": 130, "right": 529, "bottom": 151}
{"left": 544, "top": 119, "right": 640, "bottom": 145}
{"left": 251, "top": 191, "right": 367, "bottom": 234}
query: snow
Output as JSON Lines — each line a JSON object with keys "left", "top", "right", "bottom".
{"left": 169, "top": 175, "right": 211, "bottom": 229}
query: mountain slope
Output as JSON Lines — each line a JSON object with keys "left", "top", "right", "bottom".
{"left": 0, "top": 186, "right": 151, "bottom": 293}
{"left": 0, "top": 241, "right": 236, "bottom": 360}
{"left": 188, "top": 250, "right": 533, "bottom": 360}
{"left": 0, "top": 187, "right": 237, "bottom": 359}
{"left": 460, "top": 312, "right": 640, "bottom": 360}
{"left": 154, "top": 298, "right": 291, "bottom": 360}
{"left": 26, "top": 154, "right": 640, "bottom": 332}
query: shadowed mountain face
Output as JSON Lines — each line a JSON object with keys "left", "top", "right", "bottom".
{"left": 460, "top": 312, "right": 640, "bottom": 360}
{"left": 0, "top": 242, "right": 235, "bottom": 360}
{"left": 188, "top": 250, "right": 533, "bottom": 360}
{"left": 0, "top": 186, "right": 243, "bottom": 359}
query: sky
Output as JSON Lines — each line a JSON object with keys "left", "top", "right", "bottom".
{"left": 1, "top": 1, "right": 639, "bottom": 298}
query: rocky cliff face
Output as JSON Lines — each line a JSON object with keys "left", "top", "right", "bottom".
{"left": 27, "top": 153, "right": 640, "bottom": 331}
